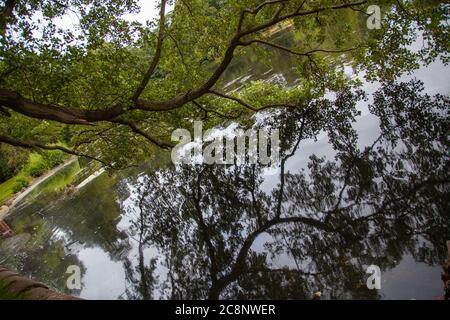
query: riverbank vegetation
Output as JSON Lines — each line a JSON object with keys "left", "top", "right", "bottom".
{"left": 0, "top": 149, "right": 67, "bottom": 205}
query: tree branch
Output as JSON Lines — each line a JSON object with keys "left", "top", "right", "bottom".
{"left": 132, "top": 0, "right": 167, "bottom": 102}
{"left": 0, "top": 88, "right": 95, "bottom": 124}
{"left": 209, "top": 212, "right": 334, "bottom": 298}
{"left": 240, "top": 0, "right": 368, "bottom": 37}
{"left": 0, "top": 0, "right": 367, "bottom": 128}
{"left": 192, "top": 168, "right": 220, "bottom": 281}
{"left": 192, "top": 100, "right": 242, "bottom": 120}
{"left": 110, "top": 118, "right": 173, "bottom": 149}
{"left": 0, "top": 134, "right": 108, "bottom": 166}
{"left": 239, "top": 39, "right": 358, "bottom": 57}
{"left": 208, "top": 90, "right": 296, "bottom": 112}
{"left": 0, "top": 0, "right": 17, "bottom": 35}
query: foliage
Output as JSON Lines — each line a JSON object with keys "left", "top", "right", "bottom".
{"left": 122, "top": 80, "right": 449, "bottom": 299}
{"left": 0, "top": 175, "right": 18, "bottom": 203}
{"left": 0, "top": 148, "right": 14, "bottom": 181}
{"left": 0, "top": 0, "right": 447, "bottom": 168}
{"left": 25, "top": 163, "right": 47, "bottom": 178}
{"left": 61, "top": 126, "right": 73, "bottom": 144}
{"left": 0, "top": 150, "right": 68, "bottom": 204}
{"left": 0, "top": 0, "right": 447, "bottom": 300}
{"left": 44, "top": 150, "right": 66, "bottom": 168}
{"left": 19, "top": 151, "right": 66, "bottom": 178}
{"left": 12, "top": 176, "right": 29, "bottom": 193}
{"left": 0, "top": 144, "right": 28, "bottom": 182}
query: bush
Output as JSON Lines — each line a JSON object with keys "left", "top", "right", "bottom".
{"left": 0, "top": 154, "right": 14, "bottom": 183}
{"left": 26, "top": 161, "right": 48, "bottom": 177}
{"left": 12, "top": 177, "right": 29, "bottom": 193}
{"left": 44, "top": 150, "right": 65, "bottom": 168}
{"left": 61, "top": 126, "right": 73, "bottom": 144}
{"left": 0, "top": 146, "right": 28, "bottom": 183}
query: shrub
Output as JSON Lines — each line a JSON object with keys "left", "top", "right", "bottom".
{"left": 44, "top": 150, "right": 66, "bottom": 168}
{"left": 12, "top": 177, "right": 29, "bottom": 193}
{"left": 0, "top": 153, "right": 14, "bottom": 183}
{"left": 26, "top": 161, "right": 48, "bottom": 177}
{"left": 0, "top": 146, "right": 28, "bottom": 182}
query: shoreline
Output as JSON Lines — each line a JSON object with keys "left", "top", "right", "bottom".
{"left": 1, "top": 156, "right": 78, "bottom": 217}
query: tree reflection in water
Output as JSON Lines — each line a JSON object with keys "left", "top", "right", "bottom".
{"left": 123, "top": 80, "right": 449, "bottom": 300}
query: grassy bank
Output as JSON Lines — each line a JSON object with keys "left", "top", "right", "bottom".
{"left": 0, "top": 152, "right": 67, "bottom": 205}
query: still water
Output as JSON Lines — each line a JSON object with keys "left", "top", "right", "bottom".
{"left": 0, "top": 30, "right": 449, "bottom": 300}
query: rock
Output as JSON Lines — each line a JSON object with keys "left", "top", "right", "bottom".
{"left": 0, "top": 275, "right": 48, "bottom": 294}
{"left": 0, "top": 267, "right": 81, "bottom": 300}
{"left": 0, "top": 205, "right": 9, "bottom": 221}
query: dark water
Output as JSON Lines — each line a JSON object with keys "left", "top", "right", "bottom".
{"left": 0, "top": 30, "right": 449, "bottom": 300}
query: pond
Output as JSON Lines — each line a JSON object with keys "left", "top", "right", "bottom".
{"left": 0, "top": 29, "right": 449, "bottom": 300}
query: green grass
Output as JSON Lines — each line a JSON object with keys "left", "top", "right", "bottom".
{"left": 0, "top": 152, "right": 69, "bottom": 205}
{"left": 28, "top": 153, "right": 43, "bottom": 168}
{"left": 0, "top": 175, "right": 20, "bottom": 204}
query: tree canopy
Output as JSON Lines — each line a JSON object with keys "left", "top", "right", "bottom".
{"left": 0, "top": 0, "right": 448, "bottom": 168}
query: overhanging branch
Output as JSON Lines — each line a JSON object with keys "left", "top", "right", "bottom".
{"left": 239, "top": 39, "right": 358, "bottom": 57}
{"left": 0, "top": 134, "right": 108, "bottom": 166}
{"left": 110, "top": 118, "right": 174, "bottom": 149}
{"left": 0, "top": 0, "right": 368, "bottom": 129}
{"left": 132, "top": 0, "right": 167, "bottom": 102}
{"left": 208, "top": 90, "right": 297, "bottom": 112}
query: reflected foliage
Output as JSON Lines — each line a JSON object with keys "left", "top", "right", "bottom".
{"left": 125, "top": 80, "right": 449, "bottom": 299}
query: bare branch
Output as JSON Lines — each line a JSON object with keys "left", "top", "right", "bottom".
{"left": 210, "top": 212, "right": 335, "bottom": 297}
{"left": 166, "top": 31, "right": 188, "bottom": 68}
{"left": 179, "top": 0, "right": 367, "bottom": 109}
{"left": 72, "top": 126, "right": 115, "bottom": 149}
{"left": 178, "top": 0, "right": 194, "bottom": 17}
{"left": 244, "top": 0, "right": 288, "bottom": 16}
{"left": 208, "top": 90, "right": 258, "bottom": 111}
